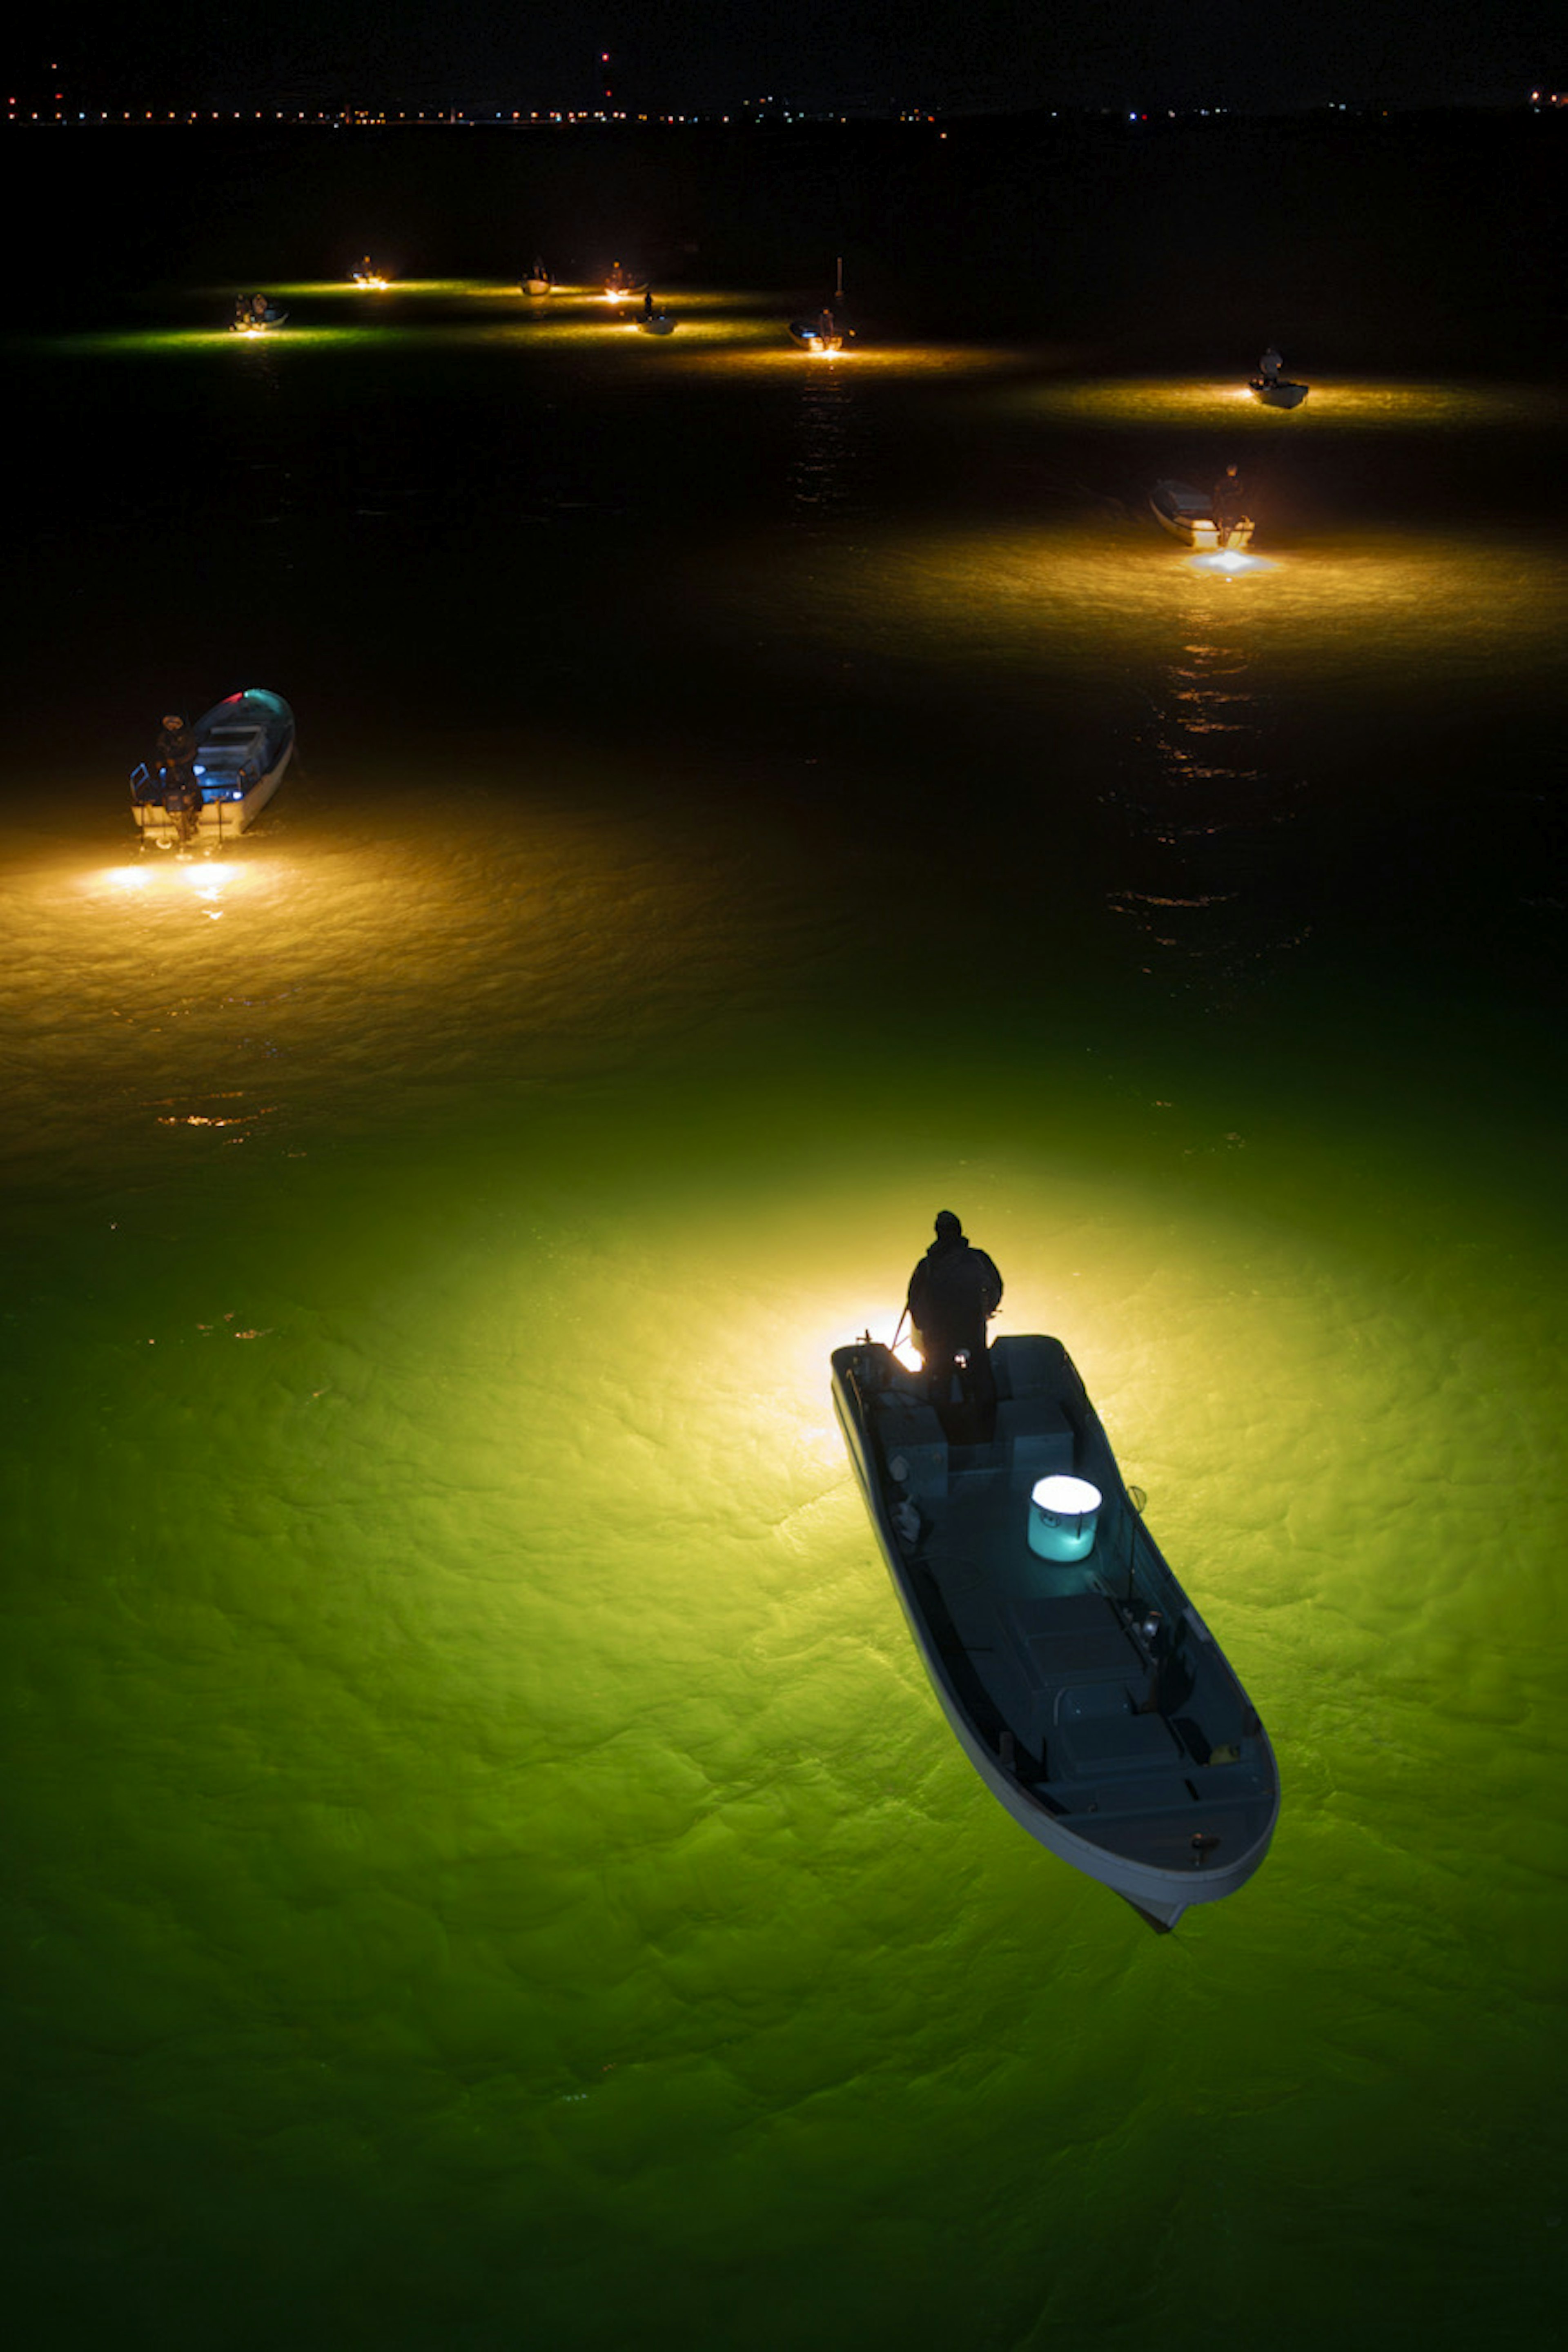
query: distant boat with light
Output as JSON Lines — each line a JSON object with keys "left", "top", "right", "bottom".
{"left": 788, "top": 316, "right": 842, "bottom": 351}
{"left": 1249, "top": 377, "right": 1309, "bottom": 408}
{"left": 790, "top": 254, "right": 850, "bottom": 352}
{"left": 831, "top": 1332, "right": 1279, "bottom": 1932}
{"left": 230, "top": 296, "right": 286, "bottom": 334}
{"left": 1150, "top": 478, "right": 1254, "bottom": 550}
{"left": 523, "top": 259, "right": 553, "bottom": 296}
{"left": 639, "top": 307, "right": 677, "bottom": 334}
{"left": 130, "top": 690, "right": 296, "bottom": 848}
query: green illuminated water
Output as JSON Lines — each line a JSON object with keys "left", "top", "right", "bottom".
{"left": 3, "top": 180, "right": 1566, "bottom": 2350}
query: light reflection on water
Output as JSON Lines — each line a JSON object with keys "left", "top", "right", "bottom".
{"left": 1007, "top": 376, "right": 1568, "bottom": 431}
{"left": 736, "top": 515, "right": 1566, "bottom": 681}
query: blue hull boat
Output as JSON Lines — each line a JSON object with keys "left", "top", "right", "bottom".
{"left": 831, "top": 1333, "right": 1280, "bottom": 1931}
{"left": 131, "top": 689, "right": 296, "bottom": 848}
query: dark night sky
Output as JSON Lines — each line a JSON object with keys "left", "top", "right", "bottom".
{"left": 23, "top": 0, "right": 1562, "bottom": 116}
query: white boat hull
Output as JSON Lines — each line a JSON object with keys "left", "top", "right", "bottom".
{"left": 1150, "top": 479, "right": 1254, "bottom": 551}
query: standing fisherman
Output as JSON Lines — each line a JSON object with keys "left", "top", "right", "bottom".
{"left": 905, "top": 1211, "right": 1004, "bottom": 1429}
{"left": 154, "top": 712, "right": 201, "bottom": 842}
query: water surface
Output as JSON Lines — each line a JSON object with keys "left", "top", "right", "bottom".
{"left": 3, "top": 170, "right": 1566, "bottom": 2352}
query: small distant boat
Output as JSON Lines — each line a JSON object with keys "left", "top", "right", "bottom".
{"left": 603, "top": 268, "right": 649, "bottom": 301}
{"left": 523, "top": 259, "right": 552, "bottom": 296}
{"left": 1150, "top": 478, "right": 1254, "bottom": 552}
{"left": 792, "top": 254, "right": 851, "bottom": 352}
{"left": 230, "top": 297, "right": 287, "bottom": 334}
{"left": 130, "top": 690, "right": 296, "bottom": 848}
{"left": 351, "top": 267, "right": 389, "bottom": 289}
{"left": 789, "top": 318, "right": 842, "bottom": 351}
{"left": 1249, "top": 378, "right": 1308, "bottom": 408}
{"left": 831, "top": 1332, "right": 1280, "bottom": 1932}
{"left": 639, "top": 310, "right": 677, "bottom": 335}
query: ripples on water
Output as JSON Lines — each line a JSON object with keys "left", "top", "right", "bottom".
{"left": 3, "top": 272, "right": 1566, "bottom": 2351}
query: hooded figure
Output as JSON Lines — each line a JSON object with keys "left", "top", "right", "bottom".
{"left": 154, "top": 711, "right": 201, "bottom": 838}
{"left": 906, "top": 1211, "right": 1004, "bottom": 1423}
{"left": 154, "top": 713, "right": 197, "bottom": 795}
{"left": 1212, "top": 462, "right": 1247, "bottom": 548}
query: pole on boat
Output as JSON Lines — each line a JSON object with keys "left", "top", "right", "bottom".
{"left": 835, "top": 255, "right": 843, "bottom": 301}
{"left": 1124, "top": 1484, "right": 1147, "bottom": 1601}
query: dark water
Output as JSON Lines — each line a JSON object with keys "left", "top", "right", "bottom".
{"left": 3, "top": 121, "right": 1566, "bottom": 2351}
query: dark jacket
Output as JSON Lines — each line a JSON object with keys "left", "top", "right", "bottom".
{"left": 906, "top": 1234, "right": 1003, "bottom": 1364}
{"left": 155, "top": 722, "right": 199, "bottom": 807}
{"left": 1213, "top": 471, "right": 1246, "bottom": 521}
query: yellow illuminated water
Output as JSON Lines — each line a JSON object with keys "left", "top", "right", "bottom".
{"left": 1002, "top": 375, "right": 1568, "bottom": 432}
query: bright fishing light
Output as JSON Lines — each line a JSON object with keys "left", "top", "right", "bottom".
{"left": 93, "top": 858, "right": 253, "bottom": 899}
{"left": 1190, "top": 548, "right": 1268, "bottom": 575}
{"left": 185, "top": 862, "right": 244, "bottom": 898}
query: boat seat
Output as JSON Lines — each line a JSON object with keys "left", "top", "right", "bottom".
{"left": 874, "top": 1396, "right": 948, "bottom": 1501}
{"left": 995, "top": 1396, "right": 1074, "bottom": 1488}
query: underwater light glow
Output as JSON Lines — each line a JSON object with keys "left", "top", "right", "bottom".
{"left": 1191, "top": 548, "right": 1270, "bottom": 576}
{"left": 95, "top": 858, "right": 253, "bottom": 900}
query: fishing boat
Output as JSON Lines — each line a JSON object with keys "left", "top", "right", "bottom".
{"left": 523, "top": 259, "right": 552, "bottom": 296}
{"left": 830, "top": 1332, "right": 1279, "bottom": 1931}
{"left": 788, "top": 317, "right": 842, "bottom": 351}
{"left": 1149, "top": 478, "right": 1254, "bottom": 551}
{"left": 229, "top": 297, "right": 287, "bottom": 334}
{"left": 1248, "top": 377, "right": 1309, "bottom": 408}
{"left": 129, "top": 690, "right": 296, "bottom": 848}
{"left": 639, "top": 309, "right": 677, "bottom": 335}
{"left": 603, "top": 267, "right": 649, "bottom": 301}
{"left": 790, "top": 254, "right": 849, "bottom": 351}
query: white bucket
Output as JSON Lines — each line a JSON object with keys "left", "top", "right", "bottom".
{"left": 1028, "top": 1474, "right": 1102, "bottom": 1561}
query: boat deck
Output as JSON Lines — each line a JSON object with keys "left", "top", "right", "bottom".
{"left": 832, "top": 1335, "right": 1280, "bottom": 1915}
{"left": 867, "top": 1365, "right": 1275, "bottom": 1862}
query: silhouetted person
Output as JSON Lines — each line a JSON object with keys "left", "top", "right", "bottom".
{"left": 1259, "top": 345, "right": 1283, "bottom": 385}
{"left": 154, "top": 712, "right": 201, "bottom": 840}
{"left": 906, "top": 1211, "right": 1004, "bottom": 1432}
{"left": 1212, "top": 462, "right": 1247, "bottom": 548}
{"left": 818, "top": 305, "right": 836, "bottom": 344}
{"left": 644, "top": 287, "right": 655, "bottom": 318}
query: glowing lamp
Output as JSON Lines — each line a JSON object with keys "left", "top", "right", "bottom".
{"left": 1028, "top": 1474, "right": 1102, "bottom": 1561}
